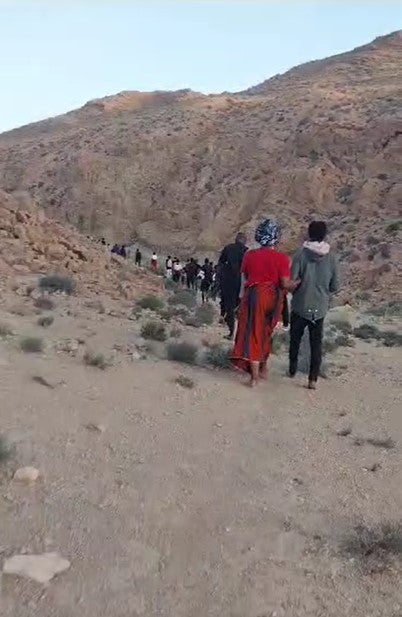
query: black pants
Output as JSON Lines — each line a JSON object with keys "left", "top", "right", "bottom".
{"left": 289, "top": 312, "right": 324, "bottom": 381}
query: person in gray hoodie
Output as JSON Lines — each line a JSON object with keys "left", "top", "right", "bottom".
{"left": 289, "top": 221, "right": 339, "bottom": 389}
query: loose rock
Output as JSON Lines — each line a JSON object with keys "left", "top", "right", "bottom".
{"left": 3, "top": 552, "right": 70, "bottom": 584}
{"left": 14, "top": 466, "right": 40, "bottom": 483}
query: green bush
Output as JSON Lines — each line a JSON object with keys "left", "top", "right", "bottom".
{"left": 164, "top": 278, "right": 180, "bottom": 291}
{"left": 37, "top": 315, "right": 54, "bottom": 328}
{"left": 194, "top": 303, "right": 215, "bottom": 326}
{"left": 168, "top": 289, "right": 197, "bottom": 310}
{"left": 167, "top": 341, "right": 198, "bottom": 364}
{"left": 136, "top": 294, "right": 164, "bottom": 312}
{"left": 84, "top": 350, "right": 109, "bottom": 370}
{"left": 204, "top": 344, "right": 232, "bottom": 369}
{"left": 20, "top": 336, "right": 44, "bottom": 353}
{"left": 335, "top": 334, "right": 355, "bottom": 347}
{"left": 141, "top": 320, "right": 167, "bottom": 342}
{"left": 39, "top": 274, "right": 75, "bottom": 295}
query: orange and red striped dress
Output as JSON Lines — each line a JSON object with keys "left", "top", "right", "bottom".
{"left": 231, "top": 247, "right": 290, "bottom": 373}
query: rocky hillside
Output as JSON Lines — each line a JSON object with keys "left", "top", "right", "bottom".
{"left": 0, "top": 190, "right": 160, "bottom": 300}
{"left": 0, "top": 32, "right": 401, "bottom": 301}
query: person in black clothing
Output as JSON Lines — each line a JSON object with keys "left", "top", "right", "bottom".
{"left": 200, "top": 258, "right": 214, "bottom": 303}
{"left": 111, "top": 244, "right": 119, "bottom": 255}
{"left": 119, "top": 245, "right": 127, "bottom": 258}
{"left": 218, "top": 232, "right": 248, "bottom": 339}
{"left": 135, "top": 248, "right": 142, "bottom": 267}
{"left": 185, "top": 258, "right": 198, "bottom": 290}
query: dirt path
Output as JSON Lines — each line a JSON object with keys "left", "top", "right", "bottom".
{"left": 0, "top": 302, "right": 401, "bottom": 616}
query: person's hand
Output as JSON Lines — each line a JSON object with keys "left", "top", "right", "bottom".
{"left": 289, "top": 279, "right": 301, "bottom": 291}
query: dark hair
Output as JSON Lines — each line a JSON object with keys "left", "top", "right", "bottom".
{"left": 308, "top": 221, "right": 327, "bottom": 242}
{"left": 235, "top": 232, "right": 246, "bottom": 244}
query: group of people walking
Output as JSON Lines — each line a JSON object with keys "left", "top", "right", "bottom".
{"left": 219, "top": 219, "right": 339, "bottom": 389}
{"left": 106, "top": 218, "right": 339, "bottom": 391}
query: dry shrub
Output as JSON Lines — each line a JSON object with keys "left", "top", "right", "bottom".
{"left": 167, "top": 341, "right": 198, "bottom": 365}
{"left": 84, "top": 350, "right": 109, "bottom": 370}
{"left": 141, "top": 320, "right": 167, "bottom": 342}
{"left": 0, "top": 322, "right": 14, "bottom": 337}
{"left": 37, "top": 315, "right": 54, "bottom": 328}
{"left": 20, "top": 336, "right": 44, "bottom": 353}
{"left": 203, "top": 344, "right": 232, "bottom": 369}
{"left": 168, "top": 289, "right": 197, "bottom": 310}
{"left": 0, "top": 434, "right": 14, "bottom": 462}
{"left": 175, "top": 375, "right": 195, "bottom": 389}
{"left": 39, "top": 274, "right": 75, "bottom": 295}
{"left": 194, "top": 303, "right": 215, "bottom": 326}
{"left": 136, "top": 294, "right": 164, "bottom": 312}
{"left": 342, "top": 521, "right": 402, "bottom": 573}
{"left": 353, "top": 324, "right": 380, "bottom": 340}
{"left": 34, "top": 296, "right": 55, "bottom": 311}
{"left": 381, "top": 331, "right": 402, "bottom": 347}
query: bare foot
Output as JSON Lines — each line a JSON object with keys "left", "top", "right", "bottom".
{"left": 250, "top": 378, "right": 258, "bottom": 388}
{"left": 259, "top": 366, "right": 268, "bottom": 380}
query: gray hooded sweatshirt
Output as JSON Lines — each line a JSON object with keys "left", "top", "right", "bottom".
{"left": 290, "top": 242, "right": 340, "bottom": 321}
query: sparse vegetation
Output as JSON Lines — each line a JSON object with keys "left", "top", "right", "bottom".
{"left": 353, "top": 324, "right": 380, "bottom": 340}
{"left": 136, "top": 294, "right": 164, "bottom": 312}
{"left": 169, "top": 326, "right": 182, "bottom": 339}
{"left": 167, "top": 341, "right": 198, "bottom": 365}
{"left": 20, "top": 336, "right": 44, "bottom": 353}
{"left": 385, "top": 220, "right": 401, "bottom": 235}
{"left": 168, "top": 289, "right": 197, "bottom": 310}
{"left": 194, "top": 303, "right": 215, "bottom": 326}
{"left": 84, "top": 350, "right": 109, "bottom": 370}
{"left": 34, "top": 296, "right": 55, "bottom": 311}
{"left": 37, "top": 315, "right": 54, "bottom": 328}
{"left": 175, "top": 375, "right": 195, "bottom": 389}
{"left": 342, "top": 521, "right": 402, "bottom": 572}
{"left": 0, "top": 434, "right": 14, "bottom": 462}
{"left": 334, "top": 333, "right": 355, "bottom": 347}
{"left": 365, "top": 436, "right": 396, "bottom": 450}
{"left": 204, "top": 344, "right": 232, "bottom": 369}
{"left": 39, "top": 274, "right": 75, "bottom": 295}
{"left": 366, "top": 300, "right": 402, "bottom": 318}
{"left": 381, "top": 331, "right": 402, "bottom": 347}
{"left": 0, "top": 322, "right": 14, "bottom": 338}
{"left": 141, "top": 320, "right": 167, "bottom": 342}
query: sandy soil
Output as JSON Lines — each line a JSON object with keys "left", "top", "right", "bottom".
{"left": 0, "top": 293, "right": 401, "bottom": 617}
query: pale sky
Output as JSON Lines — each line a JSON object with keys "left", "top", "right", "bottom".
{"left": 0, "top": 1, "right": 401, "bottom": 132}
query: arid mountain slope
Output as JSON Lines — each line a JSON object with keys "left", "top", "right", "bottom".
{"left": 0, "top": 190, "right": 160, "bottom": 300}
{"left": 0, "top": 32, "right": 401, "bottom": 299}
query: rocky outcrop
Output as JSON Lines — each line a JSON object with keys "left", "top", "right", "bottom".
{"left": 0, "top": 190, "right": 161, "bottom": 299}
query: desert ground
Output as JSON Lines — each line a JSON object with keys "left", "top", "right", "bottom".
{"left": 0, "top": 280, "right": 401, "bottom": 617}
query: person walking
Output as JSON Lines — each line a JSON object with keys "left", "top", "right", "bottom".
{"left": 165, "top": 255, "right": 173, "bottom": 279}
{"left": 218, "top": 232, "right": 248, "bottom": 340}
{"left": 231, "top": 220, "right": 297, "bottom": 387}
{"left": 135, "top": 248, "right": 142, "bottom": 267}
{"left": 151, "top": 251, "right": 158, "bottom": 270}
{"left": 289, "top": 221, "right": 340, "bottom": 390}
{"left": 200, "top": 258, "right": 213, "bottom": 303}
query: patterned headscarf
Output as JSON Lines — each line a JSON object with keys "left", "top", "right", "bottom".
{"left": 254, "top": 219, "right": 280, "bottom": 247}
